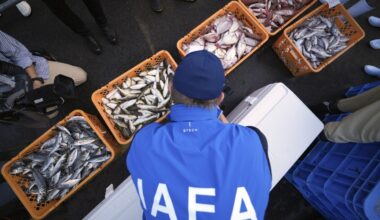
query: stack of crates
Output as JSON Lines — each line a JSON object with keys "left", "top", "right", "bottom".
{"left": 286, "top": 81, "right": 380, "bottom": 219}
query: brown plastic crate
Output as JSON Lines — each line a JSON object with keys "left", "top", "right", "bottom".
{"left": 0, "top": 110, "right": 118, "bottom": 219}
{"left": 176, "top": 1, "right": 269, "bottom": 76}
{"left": 91, "top": 50, "right": 178, "bottom": 146}
{"left": 273, "top": 3, "right": 365, "bottom": 77}
{"left": 238, "top": 0, "right": 317, "bottom": 36}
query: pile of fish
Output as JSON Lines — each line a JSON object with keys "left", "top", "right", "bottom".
{"left": 242, "top": 0, "right": 312, "bottom": 33}
{"left": 9, "top": 116, "right": 111, "bottom": 204}
{"left": 289, "top": 15, "right": 349, "bottom": 69}
{"left": 182, "top": 12, "right": 262, "bottom": 70}
{"left": 102, "top": 60, "right": 174, "bottom": 139}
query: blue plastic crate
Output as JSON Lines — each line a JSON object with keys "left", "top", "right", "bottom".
{"left": 323, "top": 143, "right": 380, "bottom": 219}
{"left": 292, "top": 141, "right": 337, "bottom": 218}
{"left": 286, "top": 81, "right": 380, "bottom": 219}
{"left": 285, "top": 161, "right": 299, "bottom": 185}
{"left": 306, "top": 142, "right": 358, "bottom": 219}
{"left": 288, "top": 112, "right": 380, "bottom": 219}
{"left": 352, "top": 161, "right": 380, "bottom": 219}
{"left": 364, "top": 181, "right": 380, "bottom": 220}
{"left": 323, "top": 113, "right": 349, "bottom": 123}
{"left": 345, "top": 81, "right": 380, "bottom": 97}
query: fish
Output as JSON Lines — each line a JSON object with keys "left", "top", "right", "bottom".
{"left": 56, "top": 125, "right": 71, "bottom": 136}
{"left": 87, "top": 154, "right": 111, "bottom": 163}
{"left": 73, "top": 137, "right": 97, "bottom": 146}
{"left": 66, "top": 148, "right": 79, "bottom": 168}
{"left": 182, "top": 12, "right": 262, "bottom": 70}
{"left": 47, "top": 189, "right": 60, "bottom": 201}
{"left": 40, "top": 137, "right": 56, "bottom": 150}
{"left": 10, "top": 164, "right": 24, "bottom": 175}
{"left": 9, "top": 116, "right": 111, "bottom": 204}
{"left": 289, "top": 15, "right": 348, "bottom": 69}
{"left": 102, "top": 60, "right": 174, "bottom": 139}
{"left": 32, "top": 169, "right": 47, "bottom": 201}
{"left": 243, "top": 0, "right": 312, "bottom": 33}
{"left": 58, "top": 179, "right": 81, "bottom": 189}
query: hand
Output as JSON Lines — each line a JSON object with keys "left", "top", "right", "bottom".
{"left": 33, "top": 80, "right": 43, "bottom": 89}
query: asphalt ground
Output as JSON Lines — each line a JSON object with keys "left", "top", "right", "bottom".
{"left": 0, "top": 0, "right": 379, "bottom": 219}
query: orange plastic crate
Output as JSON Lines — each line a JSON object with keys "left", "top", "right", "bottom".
{"left": 176, "top": 1, "right": 269, "bottom": 75}
{"left": 1, "top": 110, "right": 119, "bottom": 219}
{"left": 238, "top": 0, "right": 317, "bottom": 36}
{"left": 91, "top": 50, "right": 178, "bottom": 146}
{"left": 273, "top": 3, "right": 365, "bottom": 77}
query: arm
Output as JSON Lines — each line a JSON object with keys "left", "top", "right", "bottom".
{"left": 0, "top": 31, "right": 42, "bottom": 88}
{"left": 25, "top": 65, "right": 42, "bottom": 89}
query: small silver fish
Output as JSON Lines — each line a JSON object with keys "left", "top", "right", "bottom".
{"left": 73, "top": 137, "right": 97, "bottom": 146}
{"left": 87, "top": 154, "right": 111, "bottom": 163}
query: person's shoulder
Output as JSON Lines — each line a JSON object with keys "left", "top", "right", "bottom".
{"left": 132, "top": 122, "right": 164, "bottom": 141}
{"left": 225, "top": 123, "right": 260, "bottom": 138}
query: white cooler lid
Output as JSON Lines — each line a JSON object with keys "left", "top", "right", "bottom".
{"left": 227, "top": 83, "right": 323, "bottom": 189}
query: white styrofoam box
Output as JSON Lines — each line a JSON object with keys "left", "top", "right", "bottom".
{"left": 84, "top": 176, "right": 142, "bottom": 220}
{"left": 227, "top": 83, "right": 323, "bottom": 189}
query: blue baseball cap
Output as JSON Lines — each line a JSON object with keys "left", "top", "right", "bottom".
{"left": 173, "top": 50, "right": 225, "bottom": 100}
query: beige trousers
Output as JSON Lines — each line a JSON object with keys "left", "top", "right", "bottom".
{"left": 45, "top": 61, "right": 87, "bottom": 86}
{"left": 337, "top": 86, "right": 380, "bottom": 112}
{"left": 324, "top": 86, "right": 380, "bottom": 143}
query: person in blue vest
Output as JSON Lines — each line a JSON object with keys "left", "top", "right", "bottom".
{"left": 127, "top": 50, "right": 272, "bottom": 220}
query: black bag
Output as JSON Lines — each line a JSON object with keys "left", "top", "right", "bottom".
{"left": 22, "top": 75, "right": 75, "bottom": 116}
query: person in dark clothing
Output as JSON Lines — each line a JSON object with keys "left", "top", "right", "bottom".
{"left": 149, "top": 0, "right": 196, "bottom": 13}
{"left": 42, "top": 0, "right": 117, "bottom": 55}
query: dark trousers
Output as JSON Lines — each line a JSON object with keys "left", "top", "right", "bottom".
{"left": 42, "top": 0, "right": 108, "bottom": 36}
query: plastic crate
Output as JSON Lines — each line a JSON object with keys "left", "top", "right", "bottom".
{"left": 324, "top": 143, "right": 380, "bottom": 219}
{"left": 273, "top": 3, "right": 365, "bottom": 77}
{"left": 238, "top": 0, "right": 317, "bottom": 36}
{"left": 352, "top": 159, "right": 380, "bottom": 219}
{"left": 0, "top": 110, "right": 119, "bottom": 219}
{"left": 287, "top": 84, "right": 380, "bottom": 219}
{"left": 91, "top": 50, "right": 177, "bottom": 146}
{"left": 292, "top": 141, "right": 337, "bottom": 218}
{"left": 176, "top": 1, "right": 269, "bottom": 75}
{"left": 289, "top": 114, "right": 351, "bottom": 219}
{"left": 345, "top": 81, "right": 380, "bottom": 97}
{"left": 364, "top": 181, "right": 380, "bottom": 220}
{"left": 306, "top": 142, "right": 359, "bottom": 219}
{"left": 289, "top": 113, "right": 380, "bottom": 219}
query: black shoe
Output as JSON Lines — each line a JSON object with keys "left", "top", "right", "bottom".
{"left": 150, "top": 0, "right": 163, "bottom": 13}
{"left": 83, "top": 34, "right": 102, "bottom": 55}
{"left": 101, "top": 26, "right": 118, "bottom": 45}
{"left": 310, "top": 101, "right": 341, "bottom": 117}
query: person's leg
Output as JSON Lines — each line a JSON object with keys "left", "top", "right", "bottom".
{"left": 369, "top": 39, "right": 380, "bottom": 50}
{"left": 42, "top": 0, "right": 103, "bottom": 54}
{"left": 337, "top": 86, "right": 380, "bottom": 112}
{"left": 82, "top": 0, "right": 107, "bottom": 27}
{"left": 42, "top": 0, "right": 90, "bottom": 36}
{"left": 82, "top": 0, "right": 117, "bottom": 44}
{"left": 324, "top": 100, "right": 380, "bottom": 143}
{"left": 369, "top": 16, "right": 380, "bottom": 28}
{"left": 45, "top": 61, "right": 87, "bottom": 86}
{"left": 364, "top": 65, "right": 380, "bottom": 78}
